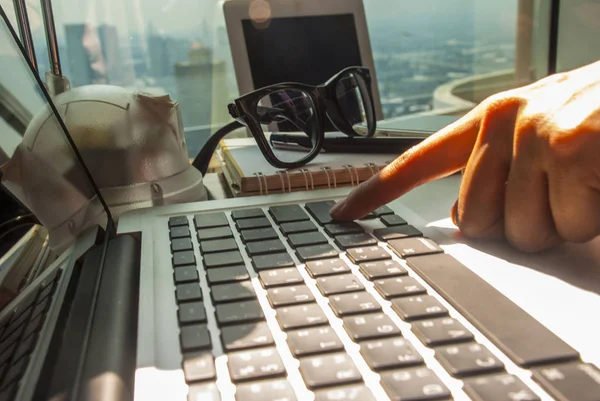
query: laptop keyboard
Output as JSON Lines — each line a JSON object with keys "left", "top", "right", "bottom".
{"left": 167, "top": 201, "right": 600, "bottom": 401}
{"left": 0, "top": 267, "right": 61, "bottom": 400}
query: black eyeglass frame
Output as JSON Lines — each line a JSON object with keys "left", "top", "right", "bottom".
{"left": 227, "top": 66, "right": 377, "bottom": 169}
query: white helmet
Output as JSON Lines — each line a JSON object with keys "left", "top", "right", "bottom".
{"left": 2, "top": 85, "right": 206, "bottom": 252}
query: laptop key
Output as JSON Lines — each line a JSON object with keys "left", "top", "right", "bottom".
{"left": 373, "top": 225, "right": 423, "bottom": 241}
{"left": 206, "top": 265, "right": 249, "bottom": 284}
{"left": 388, "top": 237, "right": 443, "bottom": 258}
{"left": 532, "top": 362, "right": 600, "bottom": 401}
{"left": 412, "top": 317, "right": 474, "bottom": 346}
{"left": 179, "top": 324, "right": 211, "bottom": 351}
{"left": 169, "top": 216, "right": 188, "bottom": 228}
{"left": 203, "top": 250, "right": 244, "bottom": 268}
{"left": 199, "top": 238, "right": 238, "bottom": 254}
{"left": 215, "top": 300, "right": 264, "bottom": 326}
{"left": 194, "top": 212, "right": 228, "bottom": 229}
{"left": 170, "top": 225, "right": 190, "bottom": 239}
{"left": 305, "top": 258, "right": 350, "bottom": 277}
{"left": 197, "top": 226, "right": 233, "bottom": 241}
{"left": 314, "top": 385, "right": 375, "bottom": 401}
{"left": 176, "top": 283, "right": 202, "bottom": 303}
{"left": 323, "top": 222, "right": 364, "bottom": 236}
{"left": 221, "top": 321, "right": 274, "bottom": 351}
{"left": 13, "top": 333, "right": 37, "bottom": 362}
{"left": 334, "top": 233, "right": 377, "bottom": 249}
{"left": 235, "top": 217, "right": 272, "bottom": 230}
{"left": 183, "top": 352, "right": 215, "bottom": 383}
{"left": 391, "top": 295, "right": 448, "bottom": 321}
{"left": 269, "top": 204, "right": 310, "bottom": 224}
{"left": 235, "top": 380, "right": 296, "bottom": 401}
{"left": 360, "top": 337, "right": 424, "bottom": 371}
{"left": 172, "top": 250, "right": 195, "bottom": 267}
{"left": 174, "top": 266, "right": 199, "bottom": 284}
{"left": 343, "top": 313, "right": 401, "bottom": 342}
{"left": 0, "top": 383, "right": 17, "bottom": 401}
{"left": 304, "top": 200, "right": 336, "bottom": 225}
{"left": 251, "top": 252, "right": 295, "bottom": 271}
{"left": 380, "top": 214, "right": 407, "bottom": 226}
{"left": 359, "top": 260, "right": 407, "bottom": 280}
{"left": 279, "top": 220, "right": 317, "bottom": 235}
{"left": 296, "top": 244, "right": 338, "bottom": 262}
{"left": 316, "top": 274, "right": 364, "bottom": 296}
{"left": 267, "top": 285, "right": 314, "bottom": 307}
{"left": 329, "top": 292, "right": 381, "bottom": 317}
{"left": 231, "top": 208, "right": 264, "bottom": 220}
{"left": 380, "top": 367, "right": 450, "bottom": 401}
{"left": 374, "top": 276, "right": 426, "bottom": 299}
{"left": 2, "top": 356, "right": 29, "bottom": 387}
{"left": 373, "top": 205, "right": 394, "bottom": 217}
{"left": 171, "top": 238, "right": 193, "bottom": 252}
{"left": 288, "top": 232, "right": 329, "bottom": 248}
{"left": 240, "top": 227, "right": 279, "bottom": 243}
{"left": 228, "top": 347, "right": 285, "bottom": 382}
{"left": 246, "top": 239, "right": 286, "bottom": 255}
{"left": 346, "top": 245, "right": 390, "bottom": 264}
{"left": 287, "top": 326, "right": 344, "bottom": 357}
{"left": 210, "top": 281, "right": 256, "bottom": 304}
{"left": 276, "top": 303, "right": 328, "bottom": 330}
{"left": 258, "top": 268, "right": 304, "bottom": 288}
{"left": 299, "top": 353, "right": 361, "bottom": 389}
{"left": 187, "top": 382, "right": 220, "bottom": 401}
{"left": 178, "top": 302, "right": 207, "bottom": 325}
{"left": 464, "top": 374, "right": 540, "bottom": 401}
{"left": 436, "top": 343, "right": 504, "bottom": 377}
{"left": 407, "top": 253, "right": 580, "bottom": 367}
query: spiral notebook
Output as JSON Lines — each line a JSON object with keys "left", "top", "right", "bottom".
{"left": 217, "top": 137, "right": 397, "bottom": 196}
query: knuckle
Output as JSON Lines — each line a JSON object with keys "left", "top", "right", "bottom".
{"left": 505, "top": 229, "right": 556, "bottom": 253}
{"left": 555, "top": 220, "right": 599, "bottom": 244}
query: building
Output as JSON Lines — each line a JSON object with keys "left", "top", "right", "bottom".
{"left": 147, "top": 24, "right": 192, "bottom": 79}
{"left": 64, "top": 24, "right": 124, "bottom": 87}
{"left": 174, "top": 42, "right": 229, "bottom": 128}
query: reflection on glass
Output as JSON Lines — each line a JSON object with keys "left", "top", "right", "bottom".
{"left": 7, "top": 0, "right": 536, "bottom": 155}
{"left": 0, "top": 12, "right": 107, "bottom": 253}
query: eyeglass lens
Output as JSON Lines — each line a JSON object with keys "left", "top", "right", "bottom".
{"left": 257, "top": 88, "right": 318, "bottom": 164}
{"left": 335, "top": 71, "right": 373, "bottom": 135}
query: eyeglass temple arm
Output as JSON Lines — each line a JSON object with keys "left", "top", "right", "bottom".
{"left": 192, "top": 106, "right": 282, "bottom": 176}
{"left": 192, "top": 120, "right": 243, "bottom": 176}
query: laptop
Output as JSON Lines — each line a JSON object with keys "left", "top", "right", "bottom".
{"left": 2, "top": 5, "right": 600, "bottom": 401}
{"left": 0, "top": 9, "right": 139, "bottom": 401}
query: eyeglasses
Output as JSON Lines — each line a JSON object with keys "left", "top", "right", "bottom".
{"left": 192, "top": 66, "right": 377, "bottom": 175}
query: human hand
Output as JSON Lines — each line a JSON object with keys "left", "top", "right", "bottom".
{"left": 330, "top": 62, "right": 600, "bottom": 252}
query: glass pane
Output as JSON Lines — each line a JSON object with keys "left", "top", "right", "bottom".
{"left": 335, "top": 72, "right": 370, "bottom": 134}
{"left": 363, "top": 0, "right": 541, "bottom": 121}
{"left": 0, "top": 10, "right": 108, "bottom": 278}
{"left": 258, "top": 88, "right": 317, "bottom": 164}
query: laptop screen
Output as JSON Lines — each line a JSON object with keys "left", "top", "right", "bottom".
{"left": 0, "top": 7, "right": 110, "bottom": 274}
{"left": 242, "top": 14, "right": 362, "bottom": 88}
{"left": 242, "top": 14, "right": 362, "bottom": 132}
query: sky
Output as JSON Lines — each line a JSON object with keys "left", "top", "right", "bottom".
{"left": 0, "top": 0, "right": 517, "bottom": 42}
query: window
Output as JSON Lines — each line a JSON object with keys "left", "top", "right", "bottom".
{"left": 3, "top": 0, "right": 549, "bottom": 157}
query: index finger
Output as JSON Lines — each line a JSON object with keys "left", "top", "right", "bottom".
{"left": 330, "top": 111, "right": 481, "bottom": 220}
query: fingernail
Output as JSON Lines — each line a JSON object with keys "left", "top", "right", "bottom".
{"left": 451, "top": 199, "right": 459, "bottom": 226}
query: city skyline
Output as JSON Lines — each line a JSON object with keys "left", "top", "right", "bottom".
{"left": 2, "top": 0, "right": 519, "bottom": 154}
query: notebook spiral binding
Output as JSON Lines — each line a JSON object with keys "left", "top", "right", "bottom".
{"left": 321, "top": 166, "right": 337, "bottom": 189}
{"left": 254, "top": 172, "right": 269, "bottom": 195}
{"left": 253, "top": 161, "right": 387, "bottom": 195}
{"left": 344, "top": 165, "right": 360, "bottom": 187}
{"left": 365, "top": 162, "right": 381, "bottom": 176}
{"left": 276, "top": 170, "right": 292, "bottom": 193}
{"left": 300, "top": 168, "right": 315, "bottom": 191}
